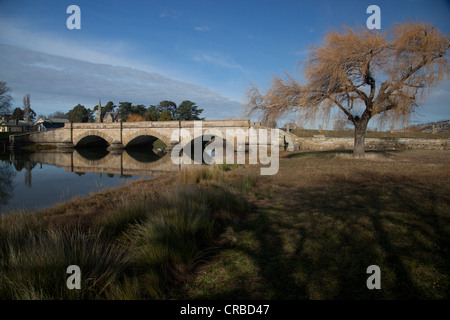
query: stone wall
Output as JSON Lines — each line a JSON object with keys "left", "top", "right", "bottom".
{"left": 298, "top": 136, "right": 449, "bottom": 151}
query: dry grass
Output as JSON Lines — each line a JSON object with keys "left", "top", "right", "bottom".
{"left": 185, "top": 150, "right": 450, "bottom": 299}
{"left": 0, "top": 167, "right": 251, "bottom": 300}
{"left": 1, "top": 150, "right": 448, "bottom": 300}
{"left": 256, "top": 150, "right": 450, "bottom": 189}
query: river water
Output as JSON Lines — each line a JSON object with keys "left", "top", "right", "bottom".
{"left": 0, "top": 148, "right": 176, "bottom": 214}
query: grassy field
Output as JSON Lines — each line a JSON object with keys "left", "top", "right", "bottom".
{"left": 184, "top": 150, "right": 450, "bottom": 299}
{"left": 0, "top": 149, "right": 449, "bottom": 299}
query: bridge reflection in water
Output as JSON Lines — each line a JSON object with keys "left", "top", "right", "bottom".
{"left": 0, "top": 145, "right": 255, "bottom": 213}
{"left": 18, "top": 148, "right": 180, "bottom": 177}
{"left": 0, "top": 147, "right": 182, "bottom": 214}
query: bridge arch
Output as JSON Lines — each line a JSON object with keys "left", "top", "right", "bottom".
{"left": 175, "top": 129, "right": 234, "bottom": 164}
{"left": 253, "top": 125, "right": 299, "bottom": 151}
{"left": 277, "top": 130, "right": 299, "bottom": 151}
{"left": 122, "top": 130, "right": 171, "bottom": 149}
{"left": 73, "top": 131, "right": 114, "bottom": 148}
{"left": 125, "top": 135, "right": 164, "bottom": 148}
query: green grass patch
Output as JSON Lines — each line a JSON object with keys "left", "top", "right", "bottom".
{"left": 184, "top": 150, "right": 450, "bottom": 300}
{"left": 186, "top": 182, "right": 450, "bottom": 299}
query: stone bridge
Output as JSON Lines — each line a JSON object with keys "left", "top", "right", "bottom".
{"left": 10, "top": 120, "right": 301, "bottom": 152}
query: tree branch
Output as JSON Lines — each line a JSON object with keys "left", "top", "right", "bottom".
{"left": 383, "top": 56, "right": 429, "bottom": 98}
{"left": 326, "top": 95, "right": 355, "bottom": 123}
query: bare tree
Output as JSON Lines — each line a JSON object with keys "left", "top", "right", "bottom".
{"left": 0, "top": 81, "right": 13, "bottom": 115}
{"left": 245, "top": 22, "right": 449, "bottom": 157}
{"left": 23, "top": 94, "right": 31, "bottom": 123}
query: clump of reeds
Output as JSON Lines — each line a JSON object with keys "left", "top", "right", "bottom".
{"left": 114, "top": 184, "right": 250, "bottom": 298}
{"left": 0, "top": 225, "right": 130, "bottom": 299}
{"left": 0, "top": 165, "right": 250, "bottom": 299}
{"left": 177, "top": 163, "right": 243, "bottom": 184}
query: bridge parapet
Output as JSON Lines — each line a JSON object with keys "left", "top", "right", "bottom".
{"left": 8, "top": 120, "right": 300, "bottom": 151}
{"left": 68, "top": 120, "right": 252, "bottom": 129}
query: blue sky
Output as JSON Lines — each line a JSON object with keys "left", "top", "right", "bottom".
{"left": 0, "top": 0, "right": 449, "bottom": 125}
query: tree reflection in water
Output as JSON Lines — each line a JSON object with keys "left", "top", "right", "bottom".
{"left": 0, "top": 163, "right": 16, "bottom": 205}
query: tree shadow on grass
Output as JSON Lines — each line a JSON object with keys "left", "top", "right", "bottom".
{"left": 207, "top": 177, "right": 449, "bottom": 299}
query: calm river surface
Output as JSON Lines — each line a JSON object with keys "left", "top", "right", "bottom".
{"left": 0, "top": 148, "right": 175, "bottom": 214}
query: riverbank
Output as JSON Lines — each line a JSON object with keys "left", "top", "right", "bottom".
{"left": 0, "top": 165, "right": 251, "bottom": 299}
{"left": 1, "top": 150, "right": 449, "bottom": 299}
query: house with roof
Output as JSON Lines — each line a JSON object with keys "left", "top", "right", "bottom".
{"left": 0, "top": 119, "right": 30, "bottom": 133}
{"left": 34, "top": 118, "right": 69, "bottom": 131}
{"left": 103, "top": 112, "right": 121, "bottom": 123}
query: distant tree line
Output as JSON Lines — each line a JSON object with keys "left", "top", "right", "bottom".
{"left": 10, "top": 106, "right": 37, "bottom": 122}
{"left": 0, "top": 82, "right": 37, "bottom": 122}
{"left": 0, "top": 82, "right": 205, "bottom": 124}
{"left": 53, "top": 100, "right": 204, "bottom": 123}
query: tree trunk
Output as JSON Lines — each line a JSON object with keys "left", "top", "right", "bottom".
{"left": 353, "top": 118, "right": 369, "bottom": 158}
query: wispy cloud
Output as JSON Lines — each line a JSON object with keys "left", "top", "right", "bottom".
{"left": 0, "top": 44, "right": 243, "bottom": 119}
{"left": 192, "top": 51, "right": 244, "bottom": 72}
{"left": 195, "top": 25, "right": 209, "bottom": 31}
{"left": 0, "top": 18, "right": 139, "bottom": 69}
{"left": 159, "top": 10, "right": 182, "bottom": 19}
{"left": 420, "top": 84, "right": 450, "bottom": 107}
